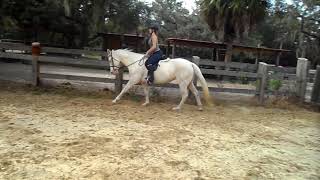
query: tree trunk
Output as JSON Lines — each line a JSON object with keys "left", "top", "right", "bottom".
{"left": 80, "top": 23, "right": 89, "bottom": 47}
{"left": 276, "top": 41, "right": 283, "bottom": 66}
{"left": 224, "top": 42, "right": 233, "bottom": 62}
{"left": 63, "top": 0, "right": 70, "bottom": 17}
{"left": 298, "top": 18, "right": 306, "bottom": 58}
{"left": 296, "top": 32, "right": 306, "bottom": 58}
{"left": 255, "top": 44, "right": 261, "bottom": 64}
{"left": 49, "top": 32, "right": 55, "bottom": 44}
{"left": 91, "top": 0, "right": 106, "bottom": 35}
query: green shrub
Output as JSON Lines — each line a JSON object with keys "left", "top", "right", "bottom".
{"left": 269, "top": 79, "right": 282, "bottom": 91}
{"left": 255, "top": 79, "right": 261, "bottom": 89}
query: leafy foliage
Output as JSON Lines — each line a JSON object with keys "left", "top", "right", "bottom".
{"left": 200, "top": 0, "right": 270, "bottom": 42}
{"left": 0, "top": 0, "right": 318, "bottom": 67}
{"left": 269, "top": 79, "right": 282, "bottom": 91}
{"left": 150, "top": 0, "right": 212, "bottom": 42}
{"left": 257, "top": 0, "right": 319, "bottom": 67}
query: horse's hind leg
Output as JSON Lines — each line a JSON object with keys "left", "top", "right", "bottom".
{"left": 188, "top": 83, "right": 203, "bottom": 111}
{"left": 173, "top": 82, "right": 189, "bottom": 111}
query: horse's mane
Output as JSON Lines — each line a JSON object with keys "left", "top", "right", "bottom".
{"left": 124, "top": 48, "right": 133, "bottom": 52}
{"left": 115, "top": 49, "right": 144, "bottom": 58}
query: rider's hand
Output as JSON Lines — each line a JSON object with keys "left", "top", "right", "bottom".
{"left": 143, "top": 54, "right": 149, "bottom": 59}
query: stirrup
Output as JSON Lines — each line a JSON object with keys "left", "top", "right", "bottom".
{"left": 147, "top": 80, "right": 153, "bottom": 85}
{"left": 145, "top": 77, "right": 153, "bottom": 85}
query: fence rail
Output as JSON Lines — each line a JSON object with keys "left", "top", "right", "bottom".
{"left": 199, "top": 59, "right": 258, "bottom": 71}
{"left": 39, "top": 56, "right": 108, "bottom": 69}
{"left": 39, "top": 73, "right": 114, "bottom": 83}
{"left": 268, "top": 66, "right": 297, "bottom": 74}
{"left": 42, "top": 46, "right": 106, "bottom": 56}
{"left": 0, "top": 52, "right": 33, "bottom": 61}
{"left": 0, "top": 42, "right": 30, "bottom": 52}
{"left": 0, "top": 42, "right": 106, "bottom": 56}
{"left": 0, "top": 52, "right": 109, "bottom": 69}
{"left": 268, "top": 73, "right": 296, "bottom": 81}
{"left": 200, "top": 68, "right": 258, "bottom": 78}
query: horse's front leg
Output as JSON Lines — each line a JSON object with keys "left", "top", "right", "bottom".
{"left": 112, "top": 80, "right": 136, "bottom": 104}
{"left": 142, "top": 85, "right": 150, "bottom": 106}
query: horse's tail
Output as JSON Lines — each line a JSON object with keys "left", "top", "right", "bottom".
{"left": 192, "top": 63, "right": 213, "bottom": 106}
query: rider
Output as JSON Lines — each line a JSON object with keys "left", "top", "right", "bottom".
{"left": 144, "top": 23, "right": 163, "bottom": 85}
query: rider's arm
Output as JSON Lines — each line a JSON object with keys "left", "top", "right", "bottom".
{"left": 146, "top": 34, "right": 158, "bottom": 56}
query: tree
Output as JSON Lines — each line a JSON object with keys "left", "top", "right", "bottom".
{"left": 149, "top": 0, "right": 213, "bottom": 43}
{"left": 0, "top": 0, "right": 87, "bottom": 46}
{"left": 105, "top": 0, "right": 150, "bottom": 34}
{"left": 251, "top": 0, "right": 319, "bottom": 67}
{"left": 272, "top": 0, "right": 319, "bottom": 67}
{"left": 200, "top": 0, "right": 270, "bottom": 62}
{"left": 292, "top": 0, "right": 319, "bottom": 66}
{"left": 150, "top": 0, "right": 190, "bottom": 40}
{"left": 0, "top": 0, "right": 150, "bottom": 47}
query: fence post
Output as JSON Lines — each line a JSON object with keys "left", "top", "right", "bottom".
{"left": 103, "top": 51, "right": 108, "bottom": 61}
{"left": 172, "top": 42, "right": 176, "bottom": 58}
{"left": 311, "top": 65, "right": 320, "bottom": 104}
{"left": 166, "top": 41, "right": 170, "bottom": 58}
{"left": 257, "top": 62, "right": 268, "bottom": 104}
{"left": 114, "top": 67, "right": 124, "bottom": 95}
{"left": 31, "top": 42, "right": 40, "bottom": 86}
{"left": 296, "top": 58, "right": 310, "bottom": 101}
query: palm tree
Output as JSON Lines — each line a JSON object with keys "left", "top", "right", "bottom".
{"left": 200, "top": 0, "right": 270, "bottom": 62}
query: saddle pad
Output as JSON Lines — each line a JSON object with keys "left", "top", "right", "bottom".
{"left": 159, "top": 58, "right": 170, "bottom": 63}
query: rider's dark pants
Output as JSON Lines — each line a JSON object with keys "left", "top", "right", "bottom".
{"left": 145, "top": 50, "right": 163, "bottom": 84}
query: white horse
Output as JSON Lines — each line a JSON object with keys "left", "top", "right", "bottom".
{"left": 107, "top": 49, "right": 212, "bottom": 110}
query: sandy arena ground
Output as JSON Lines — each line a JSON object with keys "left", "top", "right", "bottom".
{"left": 0, "top": 81, "right": 319, "bottom": 179}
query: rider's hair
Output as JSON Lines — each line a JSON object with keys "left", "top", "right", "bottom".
{"left": 149, "top": 24, "right": 159, "bottom": 34}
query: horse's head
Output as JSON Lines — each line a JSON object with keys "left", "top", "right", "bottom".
{"left": 107, "top": 49, "right": 123, "bottom": 75}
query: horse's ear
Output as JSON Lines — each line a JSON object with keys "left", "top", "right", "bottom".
{"left": 106, "top": 49, "right": 110, "bottom": 55}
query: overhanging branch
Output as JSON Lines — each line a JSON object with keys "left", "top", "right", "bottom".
{"left": 301, "top": 30, "right": 320, "bottom": 39}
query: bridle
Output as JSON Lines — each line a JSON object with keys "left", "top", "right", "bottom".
{"left": 108, "top": 51, "right": 120, "bottom": 70}
{"left": 107, "top": 50, "right": 147, "bottom": 71}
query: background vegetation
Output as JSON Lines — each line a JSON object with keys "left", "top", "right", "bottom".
{"left": 0, "top": 0, "right": 319, "bottom": 67}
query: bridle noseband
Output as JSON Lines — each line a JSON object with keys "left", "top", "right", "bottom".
{"left": 108, "top": 51, "right": 122, "bottom": 70}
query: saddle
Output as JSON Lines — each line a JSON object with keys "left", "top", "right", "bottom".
{"left": 144, "top": 55, "right": 169, "bottom": 85}
{"left": 148, "top": 55, "right": 169, "bottom": 72}
{"left": 159, "top": 58, "right": 170, "bottom": 63}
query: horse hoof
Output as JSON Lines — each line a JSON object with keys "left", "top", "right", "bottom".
{"left": 142, "top": 102, "right": 149, "bottom": 106}
{"left": 198, "top": 107, "right": 203, "bottom": 111}
{"left": 112, "top": 100, "right": 117, "bottom": 104}
{"left": 172, "top": 107, "right": 181, "bottom": 112}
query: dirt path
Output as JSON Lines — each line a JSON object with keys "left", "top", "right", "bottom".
{"left": 0, "top": 82, "right": 319, "bottom": 179}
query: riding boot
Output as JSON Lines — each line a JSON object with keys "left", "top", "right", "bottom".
{"left": 145, "top": 64, "right": 155, "bottom": 84}
{"left": 147, "top": 70, "right": 154, "bottom": 85}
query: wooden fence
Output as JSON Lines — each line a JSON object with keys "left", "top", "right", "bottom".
{"left": 0, "top": 42, "right": 259, "bottom": 94}
{"left": 198, "top": 59, "right": 258, "bottom": 78}
{"left": 0, "top": 41, "right": 319, "bottom": 105}
{"left": 311, "top": 66, "right": 320, "bottom": 105}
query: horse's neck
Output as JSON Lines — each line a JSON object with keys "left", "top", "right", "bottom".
{"left": 119, "top": 52, "right": 136, "bottom": 65}
{"left": 120, "top": 56, "right": 130, "bottom": 67}
{"left": 119, "top": 51, "right": 144, "bottom": 72}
